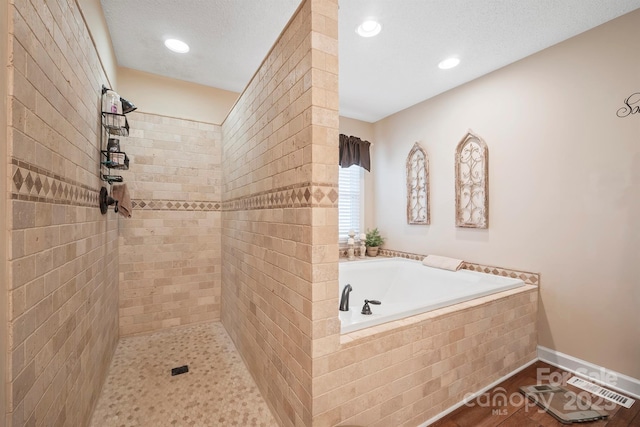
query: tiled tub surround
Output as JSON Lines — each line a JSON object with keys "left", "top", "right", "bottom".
{"left": 6, "top": 0, "right": 120, "bottom": 425}
{"left": 118, "top": 112, "right": 223, "bottom": 336}
{"left": 315, "top": 285, "right": 538, "bottom": 426}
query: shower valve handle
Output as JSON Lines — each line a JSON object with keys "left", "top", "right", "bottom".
{"left": 361, "top": 299, "right": 381, "bottom": 315}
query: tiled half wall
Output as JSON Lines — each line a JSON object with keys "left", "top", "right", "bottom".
{"left": 118, "top": 112, "right": 223, "bottom": 336}
{"left": 221, "top": 0, "right": 340, "bottom": 425}
{"left": 314, "top": 286, "right": 538, "bottom": 426}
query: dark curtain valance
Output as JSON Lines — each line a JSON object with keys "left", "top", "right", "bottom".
{"left": 339, "top": 134, "right": 371, "bottom": 171}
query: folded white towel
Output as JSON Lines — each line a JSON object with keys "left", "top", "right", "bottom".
{"left": 422, "top": 255, "right": 463, "bottom": 271}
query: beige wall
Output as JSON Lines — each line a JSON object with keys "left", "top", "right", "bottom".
{"left": 339, "top": 116, "right": 374, "bottom": 141}
{"left": 6, "top": 0, "right": 120, "bottom": 425}
{"left": 76, "top": 0, "right": 239, "bottom": 125}
{"left": 76, "top": 0, "right": 118, "bottom": 87}
{"left": 1, "top": 0, "right": 8, "bottom": 423}
{"left": 339, "top": 116, "right": 376, "bottom": 230}
{"left": 118, "top": 112, "right": 222, "bottom": 335}
{"left": 371, "top": 10, "right": 640, "bottom": 378}
{"left": 221, "top": 0, "right": 339, "bottom": 425}
{"left": 117, "top": 67, "right": 238, "bottom": 124}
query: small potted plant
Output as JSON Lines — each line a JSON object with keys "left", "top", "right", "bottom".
{"left": 364, "top": 228, "right": 385, "bottom": 257}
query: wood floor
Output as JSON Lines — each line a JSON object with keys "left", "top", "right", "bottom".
{"left": 431, "top": 361, "right": 640, "bottom": 427}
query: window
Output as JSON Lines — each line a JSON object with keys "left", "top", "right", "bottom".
{"left": 338, "top": 165, "right": 363, "bottom": 241}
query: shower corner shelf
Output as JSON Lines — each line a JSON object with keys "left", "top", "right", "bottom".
{"left": 100, "top": 150, "right": 129, "bottom": 170}
{"left": 99, "top": 111, "right": 130, "bottom": 185}
{"left": 101, "top": 112, "right": 129, "bottom": 136}
{"left": 102, "top": 174, "right": 124, "bottom": 184}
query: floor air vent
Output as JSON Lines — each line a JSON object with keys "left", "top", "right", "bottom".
{"left": 171, "top": 365, "right": 189, "bottom": 376}
{"left": 567, "top": 376, "right": 635, "bottom": 408}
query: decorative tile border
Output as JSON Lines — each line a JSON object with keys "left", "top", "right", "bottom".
{"left": 460, "top": 262, "right": 539, "bottom": 286}
{"left": 338, "top": 247, "right": 365, "bottom": 258}
{"left": 222, "top": 182, "right": 338, "bottom": 211}
{"left": 340, "top": 248, "right": 540, "bottom": 286}
{"left": 10, "top": 159, "right": 99, "bottom": 207}
{"left": 377, "top": 249, "right": 423, "bottom": 261}
{"left": 131, "top": 199, "right": 221, "bottom": 211}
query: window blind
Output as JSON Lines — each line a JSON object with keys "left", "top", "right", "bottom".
{"left": 338, "top": 165, "right": 362, "bottom": 240}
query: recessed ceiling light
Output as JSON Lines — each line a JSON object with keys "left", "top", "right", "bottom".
{"left": 164, "top": 39, "right": 190, "bottom": 53}
{"left": 356, "top": 20, "right": 381, "bottom": 38}
{"left": 438, "top": 57, "right": 460, "bottom": 69}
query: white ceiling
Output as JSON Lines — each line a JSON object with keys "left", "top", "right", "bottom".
{"left": 101, "top": 0, "right": 640, "bottom": 123}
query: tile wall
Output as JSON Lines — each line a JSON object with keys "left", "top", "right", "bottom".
{"left": 220, "top": 0, "right": 339, "bottom": 425}
{"left": 6, "top": 0, "right": 119, "bottom": 425}
{"left": 117, "top": 112, "right": 222, "bottom": 336}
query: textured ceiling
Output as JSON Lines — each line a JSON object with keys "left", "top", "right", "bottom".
{"left": 101, "top": 0, "right": 640, "bottom": 123}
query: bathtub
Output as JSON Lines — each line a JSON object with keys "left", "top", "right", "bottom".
{"left": 339, "top": 257, "right": 525, "bottom": 333}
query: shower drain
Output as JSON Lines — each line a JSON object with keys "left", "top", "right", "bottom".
{"left": 171, "top": 365, "right": 189, "bottom": 376}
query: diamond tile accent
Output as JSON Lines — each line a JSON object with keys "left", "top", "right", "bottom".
{"left": 10, "top": 163, "right": 100, "bottom": 207}
{"left": 12, "top": 168, "right": 23, "bottom": 191}
{"left": 130, "top": 199, "right": 222, "bottom": 211}
{"left": 24, "top": 172, "right": 34, "bottom": 193}
{"left": 42, "top": 177, "right": 50, "bottom": 195}
{"left": 312, "top": 188, "right": 324, "bottom": 203}
{"left": 217, "top": 183, "right": 338, "bottom": 211}
{"left": 327, "top": 188, "right": 338, "bottom": 203}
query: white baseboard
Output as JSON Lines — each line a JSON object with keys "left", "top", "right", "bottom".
{"left": 537, "top": 345, "right": 640, "bottom": 400}
{"left": 418, "top": 358, "right": 538, "bottom": 427}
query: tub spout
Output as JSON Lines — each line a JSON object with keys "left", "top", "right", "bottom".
{"left": 339, "top": 284, "right": 353, "bottom": 311}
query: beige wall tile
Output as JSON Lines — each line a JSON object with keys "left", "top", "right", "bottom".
{"left": 6, "top": 0, "right": 120, "bottom": 425}
{"left": 118, "top": 112, "right": 222, "bottom": 335}
{"left": 221, "top": 1, "right": 339, "bottom": 425}
{"left": 313, "top": 287, "right": 538, "bottom": 426}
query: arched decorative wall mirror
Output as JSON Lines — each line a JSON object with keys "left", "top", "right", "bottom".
{"left": 406, "top": 142, "right": 430, "bottom": 225}
{"left": 455, "top": 131, "right": 488, "bottom": 228}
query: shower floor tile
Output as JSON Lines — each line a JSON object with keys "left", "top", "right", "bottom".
{"left": 90, "top": 322, "right": 278, "bottom": 427}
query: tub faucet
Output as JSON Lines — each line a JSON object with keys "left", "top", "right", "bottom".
{"left": 339, "top": 284, "right": 352, "bottom": 311}
{"left": 361, "top": 299, "right": 381, "bottom": 315}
